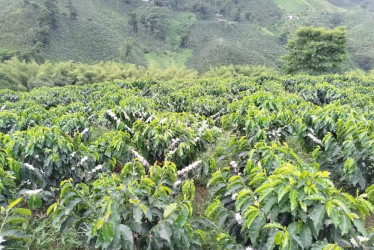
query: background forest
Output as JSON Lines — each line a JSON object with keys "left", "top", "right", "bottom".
{"left": 0, "top": 0, "right": 373, "bottom": 72}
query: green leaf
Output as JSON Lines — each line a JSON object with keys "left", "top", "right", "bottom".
{"left": 300, "top": 224, "right": 312, "bottom": 249}
{"left": 244, "top": 210, "right": 259, "bottom": 229}
{"left": 133, "top": 206, "right": 142, "bottom": 224}
{"left": 28, "top": 195, "right": 42, "bottom": 210}
{"left": 330, "top": 207, "right": 340, "bottom": 228}
{"left": 9, "top": 198, "right": 22, "bottom": 209}
{"left": 326, "top": 201, "right": 332, "bottom": 217}
{"left": 275, "top": 231, "right": 283, "bottom": 245}
{"left": 282, "top": 231, "right": 289, "bottom": 248}
{"left": 255, "top": 180, "right": 280, "bottom": 194}
{"left": 64, "top": 197, "right": 82, "bottom": 215}
{"left": 366, "top": 184, "right": 374, "bottom": 194}
{"left": 0, "top": 229, "right": 31, "bottom": 242}
{"left": 12, "top": 208, "right": 31, "bottom": 216}
{"left": 263, "top": 222, "right": 284, "bottom": 230}
{"left": 266, "top": 230, "right": 278, "bottom": 250}
{"left": 343, "top": 158, "right": 356, "bottom": 174}
{"left": 175, "top": 206, "right": 189, "bottom": 227}
{"left": 263, "top": 195, "right": 277, "bottom": 215}
{"left": 60, "top": 216, "right": 76, "bottom": 233}
{"left": 249, "top": 215, "right": 265, "bottom": 244}
{"left": 259, "top": 187, "right": 274, "bottom": 203}
{"left": 299, "top": 201, "right": 307, "bottom": 212}
{"left": 353, "top": 218, "right": 367, "bottom": 236}
{"left": 277, "top": 185, "right": 291, "bottom": 202}
{"left": 60, "top": 185, "right": 70, "bottom": 198}
{"left": 163, "top": 203, "right": 178, "bottom": 219}
{"left": 102, "top": 221, "right": 114, "bottom": 242}
{"left": 47, "top": 203, "right": 58, "bottom": 215}
{"left": 158, "top": 222, "right": 172, "bottom": 244}
{"left": 310, "top": 205, "right": 325, "bottom": 230}
{"left": 339, "top": 214, "right": 350, "bottom": 235}
{"left": 118, "top": 224, "right": 133, "bottom": 244}
{"left": 322, "top": 244, "right": 341, "bottom": 250}
{"left": 289, "top": 189, "right": 298, "bottom": 211}
{"left": 305, "top": 194, "right": 327, "bottom": 202}
{"left": 287, "top": 222, "right": 303, "bottom": 249}
{"left": 5, "top": 216, "right": 28, "bottom": 225}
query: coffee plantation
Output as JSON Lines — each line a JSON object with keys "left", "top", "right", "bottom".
{"left": 1, "top": 75, "right": 374, "bottom": 249}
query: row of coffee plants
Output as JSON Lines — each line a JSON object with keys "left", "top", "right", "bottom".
{"left": 1, "top": 74, "right": 374, "bottom": 248}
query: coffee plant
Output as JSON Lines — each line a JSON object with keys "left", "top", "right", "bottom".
{"left": 49, "top": 161, "right": 204, "bottom": 249}
{"left": 0, "top": 74, "right": 373, "bottom": 249}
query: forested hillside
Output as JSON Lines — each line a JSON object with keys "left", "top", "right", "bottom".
{"left": 0, "top": 0, "right": 373, "bottom": 71}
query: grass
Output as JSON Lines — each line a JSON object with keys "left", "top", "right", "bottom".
{"left": 274, "top": 0, "right": 312, "bottom": 12}
{"left": 285, "top": 136, "right": 315, "bottom": 167}
{"left": 145, "top": 49, "right": 193, "bottom": 69}
{"left": 260, "top": 27, "right": 276, "bottom": 36}
{"left": 274, "top": 0, "right": 343, "bottom": 12}
{"left": 190, "top": 130, "right": 234, "bottom": 216}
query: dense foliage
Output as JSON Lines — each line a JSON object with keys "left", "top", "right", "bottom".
{"left": 1, "top": 74, "right": 374, "bottom": 249}
{"left": 283, "top": 26, "right": 348, "bottom": 75}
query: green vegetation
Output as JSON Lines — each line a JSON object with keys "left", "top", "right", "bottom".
{"left": 0, "top": 58, "right": 199, "bottom": 91}
{"left": 0, "top": 0, "right": 373, "bottom": 249}
{"left": 0, "top": 0, "right": 373, "bottom": 70}
{"left": 283, "top": 26, "right": 348, "bottom": 74}
{"left": 1, "top": 74, "right": 374, "bottom": 249}
{"left": 1, "top": 57, "right": 373, "bottom": 92}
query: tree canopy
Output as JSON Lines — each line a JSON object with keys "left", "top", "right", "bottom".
{"left": 283, "top": 26, "right": 348, "bottom": 75}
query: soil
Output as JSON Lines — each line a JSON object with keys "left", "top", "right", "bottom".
{"left": 365, "top": 213, "right": 374, "bottom": 230}
{"left": 194, "top": 185, "right": 209, "bottom": 215}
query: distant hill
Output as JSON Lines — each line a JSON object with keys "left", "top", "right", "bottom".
{"left": 0, "top": 0, "right": 373, "bottom": 71}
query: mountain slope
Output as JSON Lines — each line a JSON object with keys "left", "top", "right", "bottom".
{"left": 0, "top": 0, "right": 373, "bottom": 71}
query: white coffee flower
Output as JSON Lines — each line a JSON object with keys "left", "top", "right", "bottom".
{"left": 145, "top": 114, "right": 155, "bottom": 123}
{"left": 122, "top": 110, "right": 130, "bottom": 121}
{"left": 357, "top": 236, "right": 369, "bottom": 242}
{"left": 231, "top": 192, "right": 238, "bottom": 200}
{"left": 0, "top": 235, "right": 5, "bottom": 250}
{"left": 24, "top": 189, "right": 43, "bottom": 195}
{"left": 177, "top": 160, "right": 202, "bottom": 176}
{"left": 130, "top": 149, "right": 150, "bottom": 168}
{"left": 81, "top": 128, "right": 89, "bottom": 135}
{"left": 24, "top": 163, "right": 35, "bottom": 171}
{"left": 324, "top": 219, "right": 332, "bottom": 226}
{"left": 235, "top": 213, "right": 243, "bottom": 225}
{"left": 174, "top": 180, "right": 182, "bottom": 188}
{"left": 80, "top": 156, "right": 89, "bottom": 165}
{"left": 350, "top": 238, "right": 359, "bottom": 247}
{"left": 89, "top": 165, "right": 103, "bottom": 174}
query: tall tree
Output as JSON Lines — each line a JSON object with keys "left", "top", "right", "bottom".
{"left": 44, "top": 0, "right": 58, "bottom": 29}
{"left": 68, "top": 0, "right": 78, "bottom": 20}
{"left": 283, "top": 26, "right": 348, "bottom": 75}
{"left": 128, "top": 12, "right": 138, "bottom": 35}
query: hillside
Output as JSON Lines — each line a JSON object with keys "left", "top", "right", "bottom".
{"left": 2, "top": 74, "right": 374, "bottom": 248}
{"left": 0, "top": 0, "right": 373, "bottom": 71}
